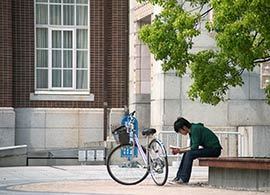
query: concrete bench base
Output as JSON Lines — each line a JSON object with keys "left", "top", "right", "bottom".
{"left": 0, "top": 145, "right": 27, "bottom": 166}
{"left": 199, "top": 157, "right": 270, "bottom": 191}
{"left": 209, "top": 167, "right": 270, "bottom": 191}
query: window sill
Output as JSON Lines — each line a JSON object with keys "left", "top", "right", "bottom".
{"left": 30, "top": 92, "right": 94, "bottom": 101}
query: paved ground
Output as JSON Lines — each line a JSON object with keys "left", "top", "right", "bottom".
{"left": 0, "top": 165, "right": 268, "bottom": 195}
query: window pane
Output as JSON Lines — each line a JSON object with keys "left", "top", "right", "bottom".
{"left": 63, "top": 70, "right": 72, "bottom": 87}
{"left": 50, "top": 0, "right": 61, "bottom": 3}
{"left": 77, "top": 29, "right": 87, "bottom": 49}
{"left": 63, "top": 31, "right": 72, "bottom": 48}
{"left": 63, "top": 50, "right": 72, "bottom": 68}
{"left": 36, "top": 4, "right": 48, "bottom": 24}
{"left": 63, "top": 5, "right": 74, "bottom": 25}
{"left": 36, "top": 28, "right": 48, "bottom": 48}
{"left": 50, "top": 5, "right": 61, "bottom": 25}
{"left": 76, "top": 6, "right": 88, "bottom": 25}
{"left": 77, "top": 51, "right": 87, "bottom": 68}
{"left": 76, "top": 70, "right": 87, "bottom": 89}
{"left": 52, "top": 31, "right": 61, "bottom": 48}
{"left": 37, "top": 69, "right": 48, "bottom": 88}
{"left": 76, "top": 0, "right": 88, "bottom": 4}
{"left": 36, "top": 0, "right": 48, "bottom": 2}
{"left": 36, "top": 50, "right": 48, "bottom": 67}
{"left": 52, "top": 50, "right": 62, "bottom": 68}
{"left": 64, "top": 0, "right": 74, "bottom": 3}
{"left": 52, "top": 70, "right": 62, "bottom": 87}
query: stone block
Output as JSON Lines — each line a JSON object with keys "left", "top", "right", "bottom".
{"left": 253, "top": 126, "right": 270, "bottom": 157}
{"left": 0, "top": 128, "right": 15, "bottom": 147}
{"left": 164, "top": 74, "right": 181, "bottom": 100}
{"left": 109, "top": 108, "right": 124, "bottom": 126}
{"left": 181, "top": 75, "right": 192, "bottom": 100}
{"left": 228, "top": 100, "right": 270, "bottom": 126}
{"left": 249, "top": 68, "right": 267, "bottom": 99}
{"left": 78, "top": 110, "right": 103, "bottom": 128}
{"left": 192, "top": 31, "right": 216, "bottom": 49}
{"left": 140, "top": 69, "right": 150, "bottom": 81}
{"left": 229, "top": 72, "right": 250, "bottom": 100}
{"left": 0, "top": 109, "right": 15, "bottom": 147}
{"left": 46, "top": 111, "right": 78, "bottom": 128}
{"left": 79, "top": 128, "right": 103, "bottom": 147}
{"left": 140, "top": 81, "right": 150, "bottom": 94}
{"left": 163, "top": 100, "right": 181, "bottom": 125}
{"left": 181, "top": 100, "right": 228, "bottom": 126}
{"left": 151, "top": 73, "right": 163, "bottom": 100}
{"left": 15, "top": 109, "right": 45, "bottom": 128}
{"left": 134, "top": 103, "right": 150, "bottom": 130}
{"left": 0, "top": 109, "right": 15, "bottom": 128}
{"left": 15, "top": 129, "right": 45, "bottom": 150}
{"left": 46, "top": 129, "right": 78, "bottom": 149}
{"left": 151, "top": 100, "right": 163, "bottom": 127}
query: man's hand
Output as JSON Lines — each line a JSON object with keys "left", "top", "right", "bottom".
{"left": 169, "top": 145, "right": 181, "bottom": 155}
{"left": 171, "top": 148, "right": 181, "bottom": 155}
{"left": 169, "top": 145, "right": 190, "bottom": 155}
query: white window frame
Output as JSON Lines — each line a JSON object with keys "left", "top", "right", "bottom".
{"left": 260, "top": 62, "right": 270, "bottom": 89}
{"left": 34, "top": 0, "right": 90, "bottom": 95}
{"left": 48, "top": 28, "right": 75, "bottom": 90}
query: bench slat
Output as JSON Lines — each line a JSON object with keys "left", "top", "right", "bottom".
{"left": 199, "top": 157, "right": 270, "bottom": 170}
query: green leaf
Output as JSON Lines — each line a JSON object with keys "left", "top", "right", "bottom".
{"left": 137, "top": 0, "right": 270, "bottom": 105}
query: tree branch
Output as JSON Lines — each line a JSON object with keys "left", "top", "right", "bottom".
{"left": 187, "top": 5, "right": 204, "bottom": 13}
{"left": 201, "top": 7, "right": 213, "bottom": 18}
{"left": 254, "top": 57, "right": 270, "bottom": 63}
{"left": 252, "top": 32, "right": 258, "bottom": 45}
{"left": 257, "top": 38, "right": 265, "bottom": 47}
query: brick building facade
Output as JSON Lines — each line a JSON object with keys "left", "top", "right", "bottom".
{"left": 0, "top": 0, "right": 128, "bottom": 151}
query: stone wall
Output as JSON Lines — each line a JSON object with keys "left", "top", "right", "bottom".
{"left": 0, "top": 108, "right": 15, "bottom": 147}
{"left": 129, "top": 1, "right": 270, "bottom": 158}
{"left": 15, "top": 108, "right": 124, "bottom": 151}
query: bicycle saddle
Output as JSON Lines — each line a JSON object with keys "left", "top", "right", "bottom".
{"left": 142, "top": 128, "right": 156, "bottom": 136}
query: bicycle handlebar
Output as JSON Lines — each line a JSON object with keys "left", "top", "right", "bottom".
{"left": 130, "top": 111, "right": 136, "bottom": 116}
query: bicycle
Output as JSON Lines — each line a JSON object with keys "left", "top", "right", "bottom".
{"left": 106, "top": 111, "right": 169, "bottom": 186}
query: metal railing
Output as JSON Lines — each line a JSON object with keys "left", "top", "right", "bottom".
{"left": 158, "top": 130, "right": 244, "bottom": 158}
{"left": 215, "top": 131, "right": 244, "bottom": 157}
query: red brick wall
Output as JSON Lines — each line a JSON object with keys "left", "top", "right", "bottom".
{"left": 109, "top": 0, "right": 129, "bottom": 107}
{"left": 0, "top": 0, "right": 13, "bottom": 107}
{"left": 9, "top": 0, "right": 128, "bottom": 108}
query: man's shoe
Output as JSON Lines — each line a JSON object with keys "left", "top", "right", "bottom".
{"left": 168, "top": 178, "right": 186, "bottom": 185}
{"left": 175, "top": 178, "right": 186, "bottom": 184}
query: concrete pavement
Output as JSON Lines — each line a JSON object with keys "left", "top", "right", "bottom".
{"left": 0, "top": 165, "right": 268, "bottom": 195}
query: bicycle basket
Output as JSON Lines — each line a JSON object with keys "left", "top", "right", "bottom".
{"left": 112, "top": 126, "right": 129, "bottom": 145}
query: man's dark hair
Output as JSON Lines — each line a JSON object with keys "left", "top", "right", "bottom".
{"left": 174, "top": 117, "right": 191, "bottom": 132}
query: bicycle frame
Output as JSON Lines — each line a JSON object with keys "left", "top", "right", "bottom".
{"left": 133, "top": 134, "right": 148, "bottom": 164}
{"left": 124, "top": 112, "right": 162, "bottom": 168}
{"left": 107, "top": 111, "right": 169, "bottom": 186}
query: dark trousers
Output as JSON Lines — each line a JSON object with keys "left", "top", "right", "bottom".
{"left": 176, "top": 148, "right": 221, "bottom": 183}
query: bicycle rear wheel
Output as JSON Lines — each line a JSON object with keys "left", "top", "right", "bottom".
{"left": 106, "top": 144, "right": 149, "bottom": 185}
{"left": 148, "top": 139, "right": 168, "bottom": 186}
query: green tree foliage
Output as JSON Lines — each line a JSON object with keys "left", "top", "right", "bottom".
{"left": 138, "top": 0, "right": 270, "bottom": 105}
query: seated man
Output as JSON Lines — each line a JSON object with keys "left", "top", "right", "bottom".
{"left": 171, "top": 117, "right": 222, "bottom": 184}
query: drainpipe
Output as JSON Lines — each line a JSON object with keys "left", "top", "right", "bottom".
{"left": 103, "top": 0, "right": 110, "bottom": 141}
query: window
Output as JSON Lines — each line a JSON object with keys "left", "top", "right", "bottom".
{"left": 35, "top": 0, "right": 89, "bottom": 92}
{"left": 260, "top": 62, "right": 270, "bottom": 89}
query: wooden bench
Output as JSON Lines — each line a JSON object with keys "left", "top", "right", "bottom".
{"left": 198, "top": 157, "right": 270, "bottom": 191}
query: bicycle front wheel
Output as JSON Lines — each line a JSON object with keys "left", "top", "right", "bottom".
{"left": 148, "top": 139, "right": 169, "bottom": 186}
{"left": 106, "top": 144, "right": 149, "bottom": 185}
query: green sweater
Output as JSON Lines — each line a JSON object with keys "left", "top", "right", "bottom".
{"left": 189, "top": 123, "right": 222, "bottom": 150}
